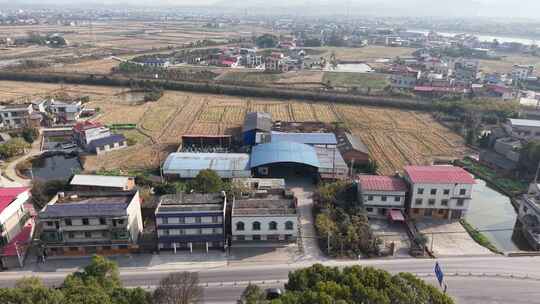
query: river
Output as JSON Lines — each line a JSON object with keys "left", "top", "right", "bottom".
{"left": 466, "top": 179, "right": 530, "bottom": 252}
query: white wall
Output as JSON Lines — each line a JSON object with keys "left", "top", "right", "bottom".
{"left": 361, "top": 190, "right": 406, "bottom": 208}
{"left": 232, "top": 216, "right": 297, "bottom": 237}
{"left": 409, "top": 182, "right": 473, "bottom": 211}
{"left": 126, "top": 191, "right": 143, "bottom": 243}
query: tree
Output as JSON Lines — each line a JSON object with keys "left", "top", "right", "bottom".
{"left": 255, "top": 34, "right": 279, "bottom": 49}
{"left": 239, "top": 284, "right": 267, "bottom": 304}
{"left": 280, "top": 264, "right": 454, "bottom": 304}
{"left": 31, "top": 179, "right": 70, "bottom": 209}
{"left": 0, "top": 138, "right": 31, "bottom": 158}
{"left": 0, "top": 277, "right": 64, "bottom": 304}
{"left": 190, "top": 169, "right": 224, "bottom": 193}
{"left": 153, "top": 272, "right": 203, "bottom": 304}
{"left": 22, "top": 127, "right": 39, "bottom": 143}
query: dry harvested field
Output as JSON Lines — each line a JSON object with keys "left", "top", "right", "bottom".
{"left": 37, "top": 58, "right": 119, "bottom": 75}
{"left": 311, "top": 46, "right": 417, "bottom": 62}
{"left": 0, "top": 81, "right": 464, "bottom": 174}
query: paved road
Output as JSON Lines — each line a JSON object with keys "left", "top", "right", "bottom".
{"left": 3, "top": 256, "right": 540, "bottom": 303}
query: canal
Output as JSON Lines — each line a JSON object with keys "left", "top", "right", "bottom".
{"left": 466, "top": 179, "right": 530, "bottom": 252}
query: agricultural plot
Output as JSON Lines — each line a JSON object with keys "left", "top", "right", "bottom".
{"left": 291, "top": 103, "right": 317, "bottom": 122}
{"left": 312, "top": 104, "right": 339, "bottom": 123}
{"left": 198, "top": 106, "right": 226, "bottom": 123}
{"left": 266, "top": 103, "right": 293, "bottom": 121}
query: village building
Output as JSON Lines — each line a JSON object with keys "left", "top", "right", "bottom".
{"left": 512, "top": 64, "right": 535, "bottom": 83}
{"left": 38, "top": 191, "right": 143, "bottom": 256}
{"left": 141, "top": 58, "right": 170, "bottom": 68}
{"left": 89, "top": 134, "right": 128, "bottom": 155}
{"left": 162, "top": 153, "right": 251, "bottom": 179}
{"left": 231, "top": 183, "right": 297, "bottom": 243}
{"left": 256, "top": 131, "right": 337, "bottom": 148}
{"left": 72, "top": 121, "right": 127, "bottom": 154}
{"left": 70, "top": 175, "right": 136, "bottom": 192}
{"left": 453, "top": 60, "right": 479, "bottom": 85}
{"left": 47, "top": 99, "right": 83, "bottom": 124}
{"left": 357, "top": 175, "right": 407, "bottom": 220}
{"left": 155, "top": 192, "right": 226, "bottom": 252}
{"left": 0, "top": 104, "right": 33, "bottom": 129}
{"left": 388, "top": 68, "right": 419, "bottom": 89}
{"left": 517, "top": 183, "right": 540, "bottom": 250}
{"left": 503, "top": 118, "right": 540, "bottom": 141}
{"left": 0, "top": 187, "right": 34, "bottom": 269}
{"left": 404, "top": 166, "right": 475, "bottom": 220}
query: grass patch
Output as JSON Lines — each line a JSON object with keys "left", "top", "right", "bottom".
{"left": 459, "top": 158, "right": 527, "bottom": 195}
{"left": 323, "top": 72, "right": 389, "bottom": 89}
{"left": 218, "top": 71, "right": 280, "bottom": 83}
{"left": 460, "top": 219, "right": 503, "bottom": 254}
{"left": 114, "top": 129, "right": 149, "bottom": 145}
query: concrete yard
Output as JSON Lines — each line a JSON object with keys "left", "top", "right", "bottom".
{"left": 416, "top": 220, "right": 493, "bottom": 257}
{"left": 370, "top": 219, "right": 411, "bottom": 258}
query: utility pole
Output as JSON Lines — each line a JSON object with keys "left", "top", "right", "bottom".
{"left": 327, "top": 231, "right": 331, "bottom": 254}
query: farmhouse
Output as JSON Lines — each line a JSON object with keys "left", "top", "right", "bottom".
{"left": 232, "top": 187, "right": 297, "bottom": 243}
{"left": 503, "top": 119, "right": 540, "bottom": 141}
{"left": 89, "top": 134, "right": 128, "bottom": 155}
{"left": 357, "top": 175, "right": 407, "bottom": 220}
{"left": 404, "top": 165, "right": 475, "bottom": 220}
{"left": 0, "top": 187, "right": 34, "bottom": 269}
{"left": 155, "top": 192, "right": 226, "bottom": 252}
{"left": 47, "top": 99, "right": 83, "bottom": 124}
{"left": 38, "top": 191, "right": 143, "bottom": 256}
{"left": 0, "top": 104, "right": 33, "bottom": 129}
{"left": 72, "top": 121, "right": 128, "bottom": 154}
{"left": 162, "top": 153, "right": 251, "bottom": 179}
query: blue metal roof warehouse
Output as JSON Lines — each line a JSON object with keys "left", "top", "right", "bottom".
{"left": 265, "top": 131, "right": 337, "bottom": 146}
{"left": 163, "top": 153, "right": 251, "bottom": 178}
{"left": 250, "top": 141, "right": 321, "bottom": 168}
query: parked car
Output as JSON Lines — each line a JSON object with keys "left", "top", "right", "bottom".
{"left": 266, "top": 288, "right": 283, "bottom": 300}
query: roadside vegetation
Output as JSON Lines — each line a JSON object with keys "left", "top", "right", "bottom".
{"left": 313, "top": 181, "right": 381, "bottom": 258}
{"left": 239, "top": 264, "right": 454, "bottom": 304}
{"left": 460, "top": 219, "right": 503, "bottom": 254}
{"left": 457, "top": 158, "right": 527, "bottom": 195}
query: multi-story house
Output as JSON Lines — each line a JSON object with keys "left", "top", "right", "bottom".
{"left": 72, "top": 120, "right": 127, "bottom": 154}
{"left": 0, "top": 187, "right": 33, "bottom": 269}
{"left": 47, "top": 99, "right": 83, "bottom": 124}
{"left": 454, "top": 60, "right": 479, "bottom": 85}
{"left": 404, "top": 166, "right": 475, "bottom": 220}
{"left": 265, "top": 52, "right": 288, "bottom": 73}
{"left": 517, "top": 183, "right": 540, "bottom": 250}
{"left": 503, "top": 118, "right": 540, "bottom": 141}
{"left": 357, "top": 175, "right": 407, "bottom": 220}
{"left": 512, "top": 64, "right": 534, "bottom": 83}
{"left": 38, "top": 191, "right": 143, "bottom": 256}
{"left": 389, "top": 68, "right": 419, "bottom": 90}
{"left": 244, "top": 53, "right": 264, "bottom": 69}
{"left": 155, "top": 193, "right": 226, "bottom": 252}
{"left": 231, "top": 178, "right": 297, "bottom": 243}
{"left": 0, "top": 104, "right": 33, "bottom": 129}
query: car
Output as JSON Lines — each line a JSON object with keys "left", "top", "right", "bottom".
{"left": 266, "top": 288, "right": 283, "bottom": 300}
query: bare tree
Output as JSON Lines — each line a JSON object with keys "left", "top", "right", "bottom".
{"left": 153, "top": 272, "right": 203, "bottom": 304}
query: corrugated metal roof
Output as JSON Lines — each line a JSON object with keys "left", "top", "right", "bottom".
{"left": 250, "top": 141, "right": 320, "bottom": 168}
{"left": 163, "top": 153, "right": 251, "bottom": 177}
{"left": 88, "top": 134, "right": 126, "bottom": 149}
{"left": 242, "top": 112, "right": 272, "bottom": 133}
{"left": 270, "top": 131, "right": 337, "bottom": 145}
{"left": 337, "top": 132, "right": 369, "bottom": 154}
{"left": 508, "top": 118, "right": 540, "bottom": 128}
{"left": 70, "top": 175, "right": 131, "bottom": 189}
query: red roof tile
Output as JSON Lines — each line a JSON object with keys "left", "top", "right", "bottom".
{"left": 0, "top": 187, "right": 29, "bottom": 214}
{"left": 73, "top": 120, "right": 103, "bottom": 132}
{"left": 1, "top": 220, "right": 33, "bottom": 257}
{"left": 357, "top": 175, "right": 408, "bottom": 192}
{"left": 404, "top": 166, "right": 475, "bottom": 184}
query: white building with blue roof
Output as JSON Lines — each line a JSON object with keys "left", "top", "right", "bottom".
{"left": 162, "top": 153, "right": 251, "bottom": 179}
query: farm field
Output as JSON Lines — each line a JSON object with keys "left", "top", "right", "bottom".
{"left": 479, "top": 53, "right": 540, "bottom": 74}
{"left": 0, "top": 81, "right": 465, "bottom": 174}
{"left": 310, "top": 46, "right": 416, "bottom": 62}
{"left": 323, "top": 72, "right": 390, "bottom": 90}
{"left": 36, "top": 58, "right": 120, "bottom": 75}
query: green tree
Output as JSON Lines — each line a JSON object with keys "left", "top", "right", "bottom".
{"left": 239, "top": 284, "right": 267, "bottom": 304}
{"left": 31, "top": 179, "right": 70, "bottom": 209}
{"left": 0, "top": 277, "right": 64, "bottom": 304}
{"left": 22, "top": 127, "right": 39, "bottom": 143}
{"left": 190, "top": 169, "right": 224, "bottom": 193}
{"left": 255, "top": 34, "right": 279, "bottom": 49}
{"left": 0, "top": 138, "right": 31, "bottom": 158}
{"left": 278, "top": 264, "right": 454, "bottom": 304}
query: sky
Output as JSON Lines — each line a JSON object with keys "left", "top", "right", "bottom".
{"left": 6, "top": 0, "right": 540, "bottom": 19}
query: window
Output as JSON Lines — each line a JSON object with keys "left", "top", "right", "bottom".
{"left": 236, "top": 222, "right": 245, "bottom": 231}
{"left": 65, "top": 219, "right": 72, "bottom": 226}
{"left": 368, "top": 195, "right": 374, "bottom": 201}
{"left": 428, "top": 199, "right": 436, "bottom": 206}
{"left": 46, "top": 221, "right": 54, "bottom": 227}
{"left": 69, "top": 247, "right": 79, "bottom": 252}
{"left": 438, "top": 209, "right": 445, "bottom": 215}
{"left": 82, "top": 218, "right": 89, "bottom": 225}
{"left": 212, "top": 216, "right": 219, "bottom": 223}
{"left": 269, "top": 221, "right": 278, "bottom": 230}
{"left": 443, "top": 189, "right": 450, "bottom": 195}
{"left": 99, "top": 218, "right": 106, "bottom": 225}
{"left": 252, "top": 222, "right": 261, "bottom": 231}
{"left": 417, "top": 188, "right": 424, "bottom": 195}
{"left": 236, "top": 235, "right": 245, "bottom": 241}
{"left": 162, "top": 217, "right": 168, "bottom": 224}
{"left": 68, "top": 232, "right": 75, "bottom": 238}
{"left": 381, "top": 196, "right": 387, "bottom": 202}
{"left": 285, "top": 221, "right": 294, "bottom": 230}
{"left": 252, "top": 235, "right": 261, "bottom": 241}
{"left": 459, "top": 189, "right": 467, "bottom": 195}
{"left": 415, "top": 199, "right": 423, "bottom": 205}
{"left": 162, "top": 229, "right": 169, "bottom": 236}
{"left": 441, "top": 200, "right": 449, "bottom": 206}
{"left": 366, "top": 207, "right": 373, "bottom": 212}
{"left": 102, "top": 231, "right": 107, "bottom": 237}
{"left": 195, "top": 217, "right": 202, "bottom": 224}
{"left": 413, "top": 209, "right": 420, "bottom": 214}
{"left": 457, "top": 199, "right": 465, "bottom": 207}
{"left": 394, "top": 196, "right": 400, "bottom": 202}
{"left": 430, "top": 189, "right": 437, "bottom": 195}
{"left": 424, "top": 209, "right": 433, "bottom": 216}
{"left": 84, "top": 232, "right": 91, "bottom": 238}
{"left": 117, "top": 219, "right": 124, "bottom": 225}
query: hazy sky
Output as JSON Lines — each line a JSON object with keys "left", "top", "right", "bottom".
{"left": 7, "top": 0, "right": 540, "bottom": 19}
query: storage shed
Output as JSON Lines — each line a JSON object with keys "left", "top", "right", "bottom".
{"left": 162, "top": 153, "right": 251, "bottom": 179}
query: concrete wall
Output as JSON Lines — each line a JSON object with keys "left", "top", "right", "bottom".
{"left": 408, "top": 182, "right": 473, "bottom": 219}
{"left": 231, "top": 215, "right": 297, "bottom": 238}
